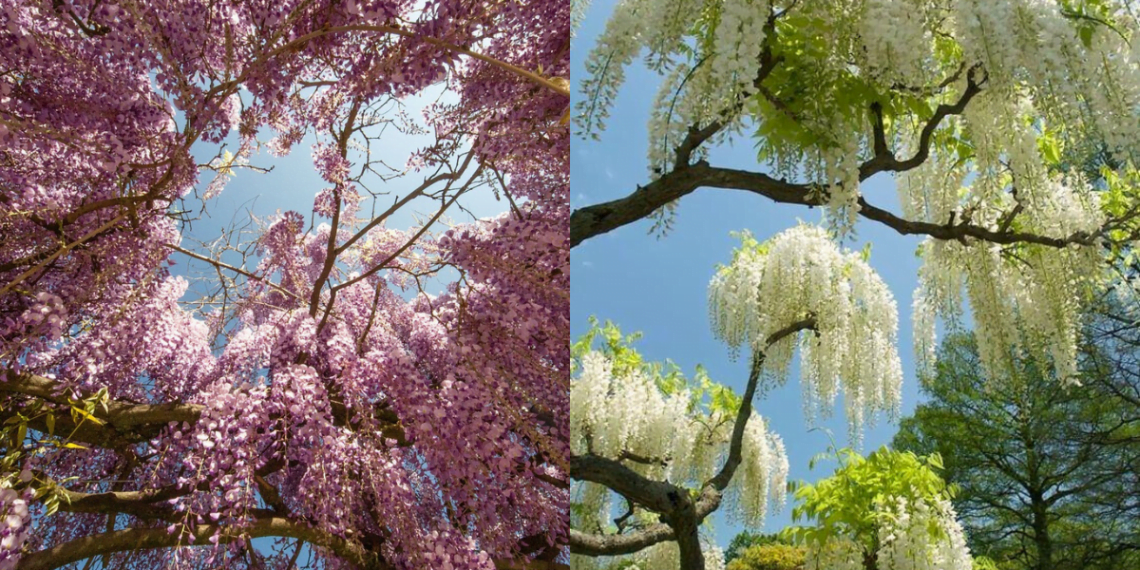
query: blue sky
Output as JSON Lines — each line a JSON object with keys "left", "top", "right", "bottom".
{"left": 174, "top": 85, "right": 511, "bottom": 303}
{"left": 570, "top": 0, "right": 934, "bottom": 549}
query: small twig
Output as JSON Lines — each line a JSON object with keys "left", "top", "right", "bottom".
{"left": 165, "top": 243, "right": 303, "bottom": 301}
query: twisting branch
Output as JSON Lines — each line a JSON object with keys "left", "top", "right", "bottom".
{"left": 569, "top": 163, "right": 1098, "bottom": 249}
{"left": 166, "top": 243, "right": 303, "bottom": 301}
{"left": 705, "top": 317, "right": 815, "bottom": 492}
{"left": 570, "top": 524, "right": 678, "bottom": 557}
{"left": 0, "top": 369, "right": 203, "bottom": 447}
{"left": 262, "top": 25, "right": 568, "bottom": 97}
{"left": 858, "top": 64, "right": 987, "bottom": 179}
{"left": 24, "top": 485, "right": 569, "bottom": 570}
{"left": 570, "top": 65, "right": 1004, "bottom": 249}
{"left": 0, "top": 370, "right": 408, "bottom": 447}
{"left": 0, "top": 214, "right": 126, "bottom": 298}
{"left": 671, "top": 15, "right": 782, "bottom": 170}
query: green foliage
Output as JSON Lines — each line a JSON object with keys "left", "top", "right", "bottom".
{"left": 0, "top": 388, "right": 110, "bottom": 518}
{"left": 1036, "top": 127, "right": 1064, "bottom": 167}
{"left": 1098, "top": 163, "right": 1140, "bottom": 267}
{"left": 970, "top": 556, "right": 999, "bottom": 570}
{"left": 725, "top": 531, "right": 789, "bottom": 564}
{"left": 785, "top": 447, "right": 954, "bottom": 552}
{"left": 893, "top": 331, "right": 1140, "bottom": 570}
{"left": 726, "top": 543, "right": 806, "bottom": 570}
{"left": 571, "top": 315, "right": 647, "bottom": 378}
{"left": 1060, "top": 0, "right": 1124, "bottom": 48}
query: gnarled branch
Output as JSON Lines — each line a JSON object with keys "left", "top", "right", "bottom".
{"left": 16, "top": 516, "right": 391, "bottom": 570}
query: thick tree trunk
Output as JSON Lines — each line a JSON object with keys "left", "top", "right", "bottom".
{"left": 673, "top": 515, "right": 705, "bottom": 570}
{"left": 1031, "top": 497, "right": 1053, "bottom": 570}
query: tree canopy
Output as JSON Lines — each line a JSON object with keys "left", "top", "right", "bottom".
{"left": 0, "top": 1, "right": 568, "bottom": 568}
{"left": 725, "top": 543, "right": 804, "bottom": 570}
{"left": 893, "top": 332, "right": 1140, "bottom": 570}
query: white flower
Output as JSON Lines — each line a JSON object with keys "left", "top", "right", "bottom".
{"left": 709, "top": 225, "right": 902, "bottom": 439}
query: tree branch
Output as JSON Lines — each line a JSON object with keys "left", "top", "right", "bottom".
{"left": 16, "top": 516, "right": 391, "bottom": 570}
{"left": 569, "top": 163, "right": 1096, "bottom": 249}
{"left": 1, "top": 370, "right": 203, "bottom": 447}
{"left": 166, "top": 243, "right": 303, "bottom": 301}
{"left": 265, "top": 25, "right": 568, "bottom": 97}
{"left": 570, "top": 454, "right": 687, "bottom": 515}
{"left": 705, "top": 317, "right": 815, "bottom": 491}
{"left": 570, "top": 66, "right": 1007, "bottom": 249}
{"left": 569, "top": 525, "right": 676, "bottom": 556}
{"left": 857, "top": 65, "right": 986, "bottom": 180}
{"left": 0, "top": 370, "right": 408, "bottom": 447}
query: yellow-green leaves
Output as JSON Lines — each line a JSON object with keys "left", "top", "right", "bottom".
{"left": 217, "top": 150, "right": 238, "bottom": 177}
{"left": 786, "top": 447, "right": 955, "bottom": 550}
{"left": 1037, "top": 128, "right": 1064, "bottom": 166}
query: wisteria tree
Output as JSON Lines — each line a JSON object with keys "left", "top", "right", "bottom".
{"left": 0, "top": 1, "right": 568, "bottom": 569}
{"left": 571, "top": 0, "right": 1140, "bottom": 569}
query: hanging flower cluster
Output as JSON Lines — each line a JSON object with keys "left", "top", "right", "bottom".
{"left": 579, "top": 0, "right": 1140, "bottom": 326}
{"left": 708, "top": 225, "right": 902, "bottom": 439}
{"left": 0, "top": 477, "right": 32, "bottom": 570}
{"left": 0, "top": 0, "right": 569, "bottom": 564}
{"left": 571, "top": 349, "right": 788, "bottom": 527}
{"left": 805, "top": 497, "right": 972, "bottom": 570}
{"left": 904, "top": 94, "right": 1106, "bottom": 384}
{"left": 613, "top": 541, "right": 728, "bottom": 570}
{"left": 874, "top": 497, "right": 973, "bottom": 570}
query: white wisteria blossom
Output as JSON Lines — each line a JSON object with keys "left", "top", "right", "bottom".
{"left": 572, "top": 539, "right": 727, "bottom": 570}
{"left": 570, "top": 350, "right": 789, "bottom": 526}
{"left": 579, "top": 0, "right": 1140, "bottom": 199}
{"left": 805, "top": 497, "right": 973, "bottom": 570}
{"left": 872, "top": 497, "right": 973, "bottom": 570}
{"left": 573, "top": 2, "right": 1140, "bottom": 567}
{"left": 708, "top": 225, "right": 903, "bottom": 439}
{"left": 904, "top": 94, "right": 1107, "bottom": 384}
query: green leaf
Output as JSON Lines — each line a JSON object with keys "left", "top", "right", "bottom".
{"left": 71, "top": 406, "right": 105, "bottom": 426}
{"left": 1079, "top": 25, "right": 1094, "bottom": 48}
{"left": 927, "top": 452, "right": 944, "bottom": 471}
{"left": 45, "top": 412, "right": 54, "bottom": 436}
{"left": 1037, "top": 130, "right": 1063, "bottom": 165}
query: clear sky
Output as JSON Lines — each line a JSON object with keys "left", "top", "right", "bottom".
{"left": 174, "top": 85, "right": 512, "bottom": 303}
{"left": 570, "top": 0, "right": 935, "bottom": 549}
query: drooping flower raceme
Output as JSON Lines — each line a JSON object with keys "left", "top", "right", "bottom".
{"left": 873, "top": 497, "right": 973, "bottom": 570}
{"left": 708, "top": 225, "right": 903, "bottom": 439}
{"left": 0, "top": 481, "right": 31, "bottom": 570}
{"left": 579, "top": 0, "right": 1140, "bottom": 385}
{"left": 580, "top": 0, "right": 1140, "bottom": 222}
{"left": 0, "top": 0, "right": 569, "bottom": 565}
{"left": 904, "top": 93, "right": 1106, "bottom": 385}
{"left": 614, "top": 540, "right": 728, "bottom": 570}
{"left": 570, "top": 350, "right": 788, "bottom": 528}
{"left": 805, "top": 497, "right": 972, "bottom": 570}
